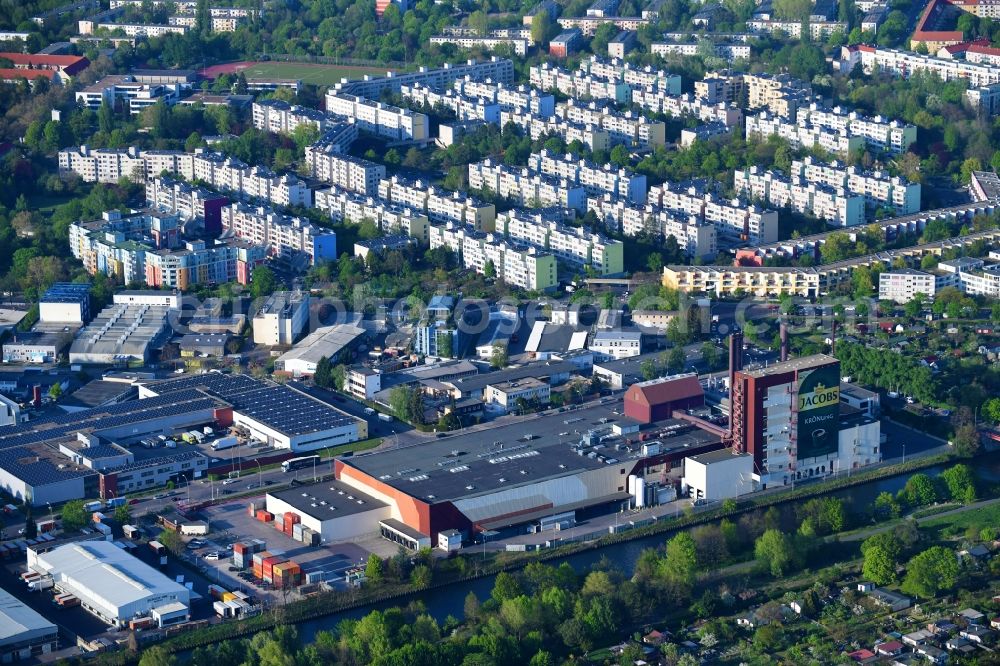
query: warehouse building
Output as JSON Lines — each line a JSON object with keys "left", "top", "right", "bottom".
{"left": 39, "top": 282, "right": 91, "bottom": 324}
{"left": 335, "top": 398, "right": 723, "bottom": 546}
{"left": 623, "top": 374, "right": 705, "bottom": 423}
{"left": 264, "top": 479, "right": 390, "bottom": 543}
{"left": 0, "top": 586, "right": 59, "bottom": 662}
{"left": 27, "top": 541, "right": 191, "bottom": 628}
{"left": 274, "top": 315, "right": 369, "bottom": 376}
{"left": 682, "top": 448, "right": 754, "bottom": 501}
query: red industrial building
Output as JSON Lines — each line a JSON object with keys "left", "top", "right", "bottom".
{"left": 623, "top": 374, "right": 705, "bottom": 424}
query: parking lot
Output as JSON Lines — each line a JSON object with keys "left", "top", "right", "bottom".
{"left": 193, "top": 495, "right": 396, "bottom": 601}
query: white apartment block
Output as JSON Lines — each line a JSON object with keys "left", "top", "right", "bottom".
{"left": 378, "top": 176, "right": 496, "bottom": 231}
{"left": 937, "top": 257, "right": 1000, "bottom": 297}
{"left": 304, "top": 141, "right": 385, "bottom": 196}
{"left": 796, "top": 103, "right": 917, "bottom": 154}
{"left": 745, "top": 111, "right": 865, "bottom": 156}
{"left": 965, "top": 44, "right": 1000, "bottom": 67}
{"left": 791, "top": 157, "right": 921, "bottom": 214}
{"left": 452, "top": 77, "right": 555, "bottom": 116}
{"left": 578, "top": 56, "right": 681, "bottom": 94}
{"left": 253, "top": 291, "right": 310, "bottom": 346}
{"left": 325, "top": 92, "right": 429, "bottom": 141}
{"left": 553, "top": 100, "right": 666, "bottom": 147}
{"left": 746, "top": 19, "right": 846, "bottom": 40}
{"left": 495, "top": 209, "right": 625, "bottom": 274}
{"left": 556, "top": 16, "right": 650, "bottom": 36}
{"left": 647, "top": 184, "right": 780, "bottom": 244}
{"left": 334, "top": 58, "right": 516, "bottom": 99}
{"left": 314, "top": 188, "right": 429, "bottom": 243}
{"left": 527, "top": 149, "right": 647, "bottom": 204}
{"left": 469, "top": 159, "right": 587, "bottom": 210}
{"left": 735, "top": 166, "right": 866, "bottom": 227}
{"left": 650, "top": 42, "right": 751, "bottom": 59}
{"left": 694, "top": 71, "right": 745, "bottom": 105}
{"left": 167, "top": 12, "right": 248, "bottom": 31}
{"left": 75, "top": 75, "right": 180, "bottom": 115}
{"left": 530, "top": 62, "right": 629, "bottom": 103}
{"left": 221, "top": 202, "right": 337, "bottom": 264}
{"left": 145, "top": 176, "right": 226, "bottom": 221}
{"left": 429, "top": 223, "right": 558, "bottom": 290}
{"left": 58, "top": 145, "right": 146, "bottom": 183}
{"left": 586, "top": 196, "right": 718, "bottom": 259}
{"left": 252, "top": 99, "right": 347, "bottom": 135}
{"left": 499, "top": 109, "right": 610, "bottom": 152}
{"left": 94, "top": 22, "right": 188, "bottom": 36}
{"left": 428, "top": 35, "right": 529, "bottom": 56}
{"left": 632, "top": 89, "right": 743, "bottom": 127}
{"left": 399, "top": 83, "right": 501, "bottom": 123}
{"left": 878, "top": 269, "right": 939, "bottom": 303}
{"left": 839, "top": 45, "right": 1000, "bottom": 114}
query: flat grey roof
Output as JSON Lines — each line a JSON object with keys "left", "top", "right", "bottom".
{"left": 269, "top": 478, "right": 387, "bottom": 521}
{"left": 741, "top": 353, "right": 838, "bottom": 378}
{"left": 0, "top": 586, "right": 57, "bottom": 647}
{"left": 688, "top": 447, "right": 748, "bottom": 465}
{"left": 447, "top": 360, "right": 577, "bottom": 394}
{"left": 343, "top": 398, "right": 674, "bottom": 503}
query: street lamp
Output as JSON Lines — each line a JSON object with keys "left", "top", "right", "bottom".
{"left": 254, "top": 459, "right": 263, "bottom": 490}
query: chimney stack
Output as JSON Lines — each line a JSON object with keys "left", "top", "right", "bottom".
{"left": 780, "top": 321, "right": 789, "bottom": 363}
{"left": 831, "top": 319, "right": 837, "bottom": 355}
{"left": 728, "top": 330, "right": 743, "bottom": 393}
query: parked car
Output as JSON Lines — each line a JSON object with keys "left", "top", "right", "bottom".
{"left": 204, "top": 552, "right": 220, "bottom": 561}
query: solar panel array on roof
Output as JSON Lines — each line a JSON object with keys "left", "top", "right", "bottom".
{"left": 140, "top": 373, "right": 265, "bottom": 398}
{"left": 107, "top": 450, "right": 205, "bottom": 475}
{"left": 0, "top": 446, "right": 91, "bottom": 486}
{"left": 229, "top": 385, "right": 356, "bottom": 436}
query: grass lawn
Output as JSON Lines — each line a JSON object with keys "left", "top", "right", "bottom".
{"left": 239, "top": 62, "right": 394, "bottom": 86}
{"left": 917, "top": 501, "right": 1000, "bottom": 539}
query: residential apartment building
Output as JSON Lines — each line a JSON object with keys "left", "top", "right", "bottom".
{"left": 333, "top": 58, "right": 515, "bottom": 99}
{"left": 314, "top": 189, "right": 429, "bottom": 243}
{"left": 552, "top": 99, "right": 666, "bottom": 147}
{"left": 468, "top": 159, "right": 587, "bottom": 210}
{"left": 325, "top": 92, "right": 429, "bottom": 141}
{"left": 838, "top": 45, "right": 1000, "bottom": 114}
{"left": 735, "top": 166, "right": 866, "bottom": 227}
{"left": 530, "top": 62, "right": 631, "bottom": 103}
{"left": 58, "top": 145, "right": 146, "bottom": 183}
{"left": 745, "top": 110, "right": 865, "bottom": 156}
{"left": 253, "top": 291, "right": 310, "bottom": 346}
{"left": 399, "top": 83, "right": 501, "bottom": 123}
{"left": 549, "top": 29, "right": 583, "bottom": 56}
{"left": 646, "top": 183, "right": 780, "bottom": 244}
{"left": 878, "top": 268, "right": 940, "bottom": 303}
{"left": 304, "top": 141, "right": 385, "bottom": 195}
{"left": 167, "top": 11, "right": 248, "bottom": 31}
{"left": 452, "top": 77, "right": 555, "bottom": 116}
{"left": 632, "top": 89, "right": 743, "bottom": 127}
{"left": 747, "top": 19, "right": 846, "bottom": 39}
{"left": 499, "top": 109, "right": 610, "bottom": 152}
{"left": 146, "top": 176, "right": 229, "bottom": 235}
{"left": 252, "top": 99, "right": 352, "bottom": 136}
{"left": 221, "top": 202, "right": 337, "bottom": 265}
{"left": 75, "top": 74, "right": 180, "bottom": 114}
{"left": 429, "top": 223, "right": 558, "bottom": 290}
{"left": 587, "top": 197, "right": 718, "bottom": 259}
{"left": 92, "top": 22, "right": 188, "bottom": 37}
{"left": 496, "top": 209, "right": 625, "bottom": 274}
{"left": 555, "top": 16, "right": 651, "bottom": 36}
{"left": 429, "top": 34, "right": 530, "bottom": 56}
{"left": 791, "top": 157, "right": 921, "bottom": 214}
{"left": 663, "top": 265, "right": 823, "bottom": 298}
{"left": 937, "top": 257, "right": 1000, "bottom": 297}
{"left": 796, "top": 103, "right": 917, "bottom": 154}
{"left": 378, "top": 176, "right": 496, "bottom": 231}
{"left": 651, "top": 41, "right": 751, "bottom": 59}
{"left": 527, "top": 149, "right": 647, "bottom": 203}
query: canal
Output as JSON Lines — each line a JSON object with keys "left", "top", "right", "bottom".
{"left": 286, "top": 455, "right": 1000, "bottom": 642}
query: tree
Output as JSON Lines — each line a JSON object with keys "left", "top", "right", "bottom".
{"left": 899, "top": 473, "right": 938, "bottom": 506}
{"left": 483, "top": 259, "right": 496, "bottom": 279}
{"left": 60, "top": 500, "right": 87, "bottom": 531}
{"left": 659, "top": 533, "right": 698, "bottom": 595}
{"left": 314, "top": 356, "right": 333, "bottom": 388}
{"left": 862, "top": 544, "right": 898, "bottom": 584}
{"left": 138, "top": 646, "right": 176, "bottom": 666}
{"left": 530, "top": 9, "right": 551, "bottom": 43}
{"left": 873, "top": 491, "right": 901, "bottom": 521}
{"left": 158, "top": 529, "right": 183, "bottom": 556}
{"left": 250, "top": 265, "right": 277, "bottom": 299}
{"left": 667, "top": 346, "right": 686, "bottom": 375}
{"left": 941, "top": 464, "right": 976, "bottom": 503}
{"left": 982, "top": 397, "right": 1000, "bottom": 424}
{"left": 754, "top": 529, "right": 798, "bottom": 577}
{"left": 492, "top": 572, "right": 522, "bottom": 603}
{"left": 48, "top": 384, "right": 62, "bottom": 401}
{"left": 902, "top": 546, "right": 960, "bottom": 598}
{"left": 410, "top": 564, "right": 432, "bottom": 588}
{"left": 365, "top": 554, "right": 384, "bottom": 584}
{"left": 468, "top": 10, "right": 488, "bottom": 36}
{"left": 114, "top": 503, "right": 131, "bottom": 524}
{"left": 330, "top": 364, "right": 346, "bottom": 391}
{"left": 701, "top": 342, "right": 719, "bottom": 370}
{"left": 952, "top": 425, "right": 980, "bottom": 458}
{"left": 99, "top": 100, "right": 114, "bottom": 134}
{"left": 490, "top": 343, "right": 508, "bottom": 369}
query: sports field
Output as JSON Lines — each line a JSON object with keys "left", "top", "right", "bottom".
{"left": 199, "top": 61, "right": 396, "bottom": 85}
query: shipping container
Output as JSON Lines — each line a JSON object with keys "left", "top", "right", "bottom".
{"left": 129, "top": 617, "right": 156, "bottom": 631}
{"left": 208, "top": 584, "right": 227, "bottom": 600}
{"left": 261, "top": 556, "right": 284, "bottom": 582}
{"left": 21, "top": 571, "right": 41, "bottom": 583}
{"left": 233, "top": 542, "right": 249, "bottom": 555}
{"left": 213, "top": 601, "right": 231, "bottom": 618}
{"left": 256, "top": 510, "right": 273, "bottom": 522}
{"left": 247, "top": 539, "right": 266, "bottom": 553}
{"left": 92, "top": 512, "right": 106, "bottom": 523}
{"left": 83, "top": 501, "right": 103, "bottom": 512}
{"left": 123, "top": 525, "right": 140, "bottom": 540}
{"left": 248, "top": 502, "right": 257, "bottom": 517}
{"left": 221, "top": 592, "right": 237, "bottom": 602}
{"left": 292, "top": 523, "right": 304, "bottom": 540}
{"left": 58, "top": 595, "right": 80, "bottom": 608}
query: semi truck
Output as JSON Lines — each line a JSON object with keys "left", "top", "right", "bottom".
{"left": 83, "top": 500, "right": 103, "bottom": 512}
{"left": 105, "top": 497, "right": 127, "bottom": 509}
{"left": 212, "top": 436, "right": 239, "bottom": 451}
{"left": 378, "top": 413, "right": 392, "bottom": 422}
{"left": 28, "top": 578, "right": 53, "bottom": 592}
